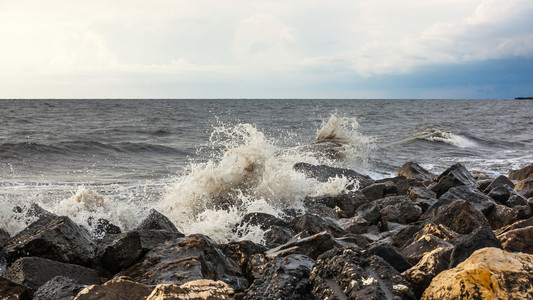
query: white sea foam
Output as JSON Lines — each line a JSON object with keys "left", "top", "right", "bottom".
{"left": 414, "top": 127, "right": 477, "bottom": 148}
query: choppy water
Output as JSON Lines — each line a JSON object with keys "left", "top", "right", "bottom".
{"left": 1, "top": 99, "right": 532, "bottom": 242}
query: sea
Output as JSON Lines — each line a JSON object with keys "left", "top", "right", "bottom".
{"left": 1, "top": 99, "right": 532, "bottom": 243}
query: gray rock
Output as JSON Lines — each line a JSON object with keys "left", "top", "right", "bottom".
{"left": 293, "top": 162, "right": 374, "bottom": 188}
{"left": 263, "top": 225, "right": 295, "bottom": 248}
{"left": 33, "top": 276, "right": 86, "bottom": 300}
{"left": 378, "top": 196, "right": 422, "bottom": 224}
{"left": 487, "top": 205, "right": 518, "bottom": 230}
{"left": 398, "top": 161, "right": 434, "bottom": 182}
{"left": 497, "top": 226, "right": 533, "bottom": 255}
{"left": 508, "top": 162, "right": 533, "bottom": 181}
{"left": 449, "top": 226, "right": 502, "bottom": 268}
{"left": 266, "top": 231, "right": 338, "bottom": 260}
{"left": 439, "top": 185, "right": 497, "bottom": 215}
{"left": 422, "top": 199, "right": 490, "bottom": 234}
{"left": 430, "top": 163, "right": 479, "bottom": 197}
{"left": 135, "top": 209, "right": 179, "bottom": 232}
{"left": 368, "top": 243, "right": 412, "bottom": 273}
{"left": 290, "top": 214, "right": 346, "bottom": 237}
{"left": 484, "top": 175, "right": 515, "bottom": 193}
{"left": 361, "top": 183, "right": 387, "bottom": 201}
{"left": 401, "top": 234, "right": 453, "bottom": 265}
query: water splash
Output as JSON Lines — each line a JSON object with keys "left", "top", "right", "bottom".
{"left": 413, "top": 127, "right": 477, "bottom": 148}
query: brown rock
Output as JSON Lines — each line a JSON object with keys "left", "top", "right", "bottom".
{"left": 0, "top": 277, "right": 31, "bottom": 300}
{"left": 429, "top": 163, "right": 479, "bottom": 197}
{"left": 398, "top": 162, "right": 434, "bottom": 181}
{"left": 412, "top": 223, "right": 459, "bottom": 242}
{"left": 75, "top": 277, "right": 153, "bottom": 300}
{"left": 422, "top": 200, "right": 490, "bottom": 235}
{"left": 515, "top": 177, "right": 533, "bottom": 198}
{"left": 146, "top": 280, "right": 234, "bottom": 300}
{"left": 488, "top": 205, "right": 518, "bottom": 230}
{"left": 509, "top": 162, "right": 533, "bottom": 181}
{"left": 401, "top": 234, "right": 453, "bottom": 265}
{"left": 422, "top": 247, "right": 533, "bottom": 300}
{"left": 498, "top": 226, "right": 533, "bottom": 254}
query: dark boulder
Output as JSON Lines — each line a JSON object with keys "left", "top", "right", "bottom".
{"left": 361, "top": 182, "right": 387, "bottom": 201}
{"left": 495, "top": 216, "right": 533, "bottom": 235}
{"left": 5, "top": 257, "right": 99, "bottom": 291}
{"left": 378, "top": 196, "right": 422, "bottom": 224}
{"left": 309, "top": 247, "right": 416, "bottom": 300}
{"left": 487, "top": 185, "right": 513, "bottom": 203}
{"left": 293, "top": 162, "right": 374, "bottom": 188}
{"left": 245, "top": 254, "right": 314, "bottom": 300}
{"left": 398, "top": 161, "right": 434, "bottom": 182}
{"left": 305, "top": 194, "right": 357, "bottom": 218}
{"left": 439, "top": 185, "right": 497, "bottom": 215}
{"left": 514, "top": 176, "right": 533, "bottom": 198}
{"left": 508, "top": 162, "right": 533, "bottom": 181}
{"left": 497, "top": 226, "right": 533, "bottom": 254}
{"left": 422, "top": 199, "right": 490, "bottom": 234}
{"left": 263, "top": 225, "right": 295, "bottom": 248}
{"left": 290, "top": 214, "right": 346, "bottom": 237}
{"left": 484, "top": 175, "right": 515, "bottom": 193}
{"left": 401, "top": 234, "right": 453, "bottom": 265}
{"left": 33, "top": 276, "right": 86, "bottom": 300}
{"left": 487, "top": 205, "right": 518, "bottom": 230}
{"left": 3, "top": 215, "right": 96, "bottom": 266}
{"left": 74, "top": 276, "right": 152, "bottom": 300}
{"left": 239, "top": 212, "right": 287, "bottom": 231}
{"left": 266, "top": 231, "right": 338, "bottom": 260}
{"left": 0, "top": 276, "right": 31, "bottom": 300}
{"left": 219, "top": 240, "right": 267, "bottom": 279}
{"left": 395, "top": 178, "right": 426, "bottom": 196}
{"left": 369, "top": 243, "right": 412, "bottom": 273}
{"left": 391, "top": 223, "right": 424, "bottom": 249}
{"left": 429, "top": 163, "right": 479, "bottom": 197}
{"left": 11, "top": 203, "right": 56, "bottom": 226}
{"left": 355, "top": 202, "right": 382, "bottom": 226}
{"left": 449, "top": 226, "right": 502, "bottom": 268}
{"left": 340, "top": 215, "right": 370, "bottom": 234}
{"left": 87, "top": 218, "right": 121, "bottom": 238}
{"left": 135, "top": 208, "right": 179, "bottom": 232}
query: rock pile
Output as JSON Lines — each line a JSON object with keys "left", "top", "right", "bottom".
{"left": 1, "top": 161, "right": 532, "bottom": 299}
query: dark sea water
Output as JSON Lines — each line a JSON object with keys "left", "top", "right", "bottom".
{"left": 1, "top": 99, "right": 532, "bottom": 241}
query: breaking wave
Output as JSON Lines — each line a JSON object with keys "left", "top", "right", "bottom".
{"left": 413, "top": 128, "right": 477, "bottom": 148}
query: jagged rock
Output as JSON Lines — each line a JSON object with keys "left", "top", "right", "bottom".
{"left": 422, "top": 247, "right": 533, "bottom": 300}
{"left": 488, "top": 205, "right": 518, "bottom": 230}
{"left": 147, "top": 279, "right": 234, "bottom": 300}
{"left": 471, "top": 170, "right": 490, "bottom": 180}
{"left": 395, "top": 178, "right": 426, "bottom": 196}
{"left": 293, "top": 162, "right": 374, "bottom": 188}
{"left": 398, "top": 162, "right": 434, "bottom": 181}
{"left": 302, "top": 202, "right": 338, "bottom": 220}
{"left": 33, "top": 276, "right": 86, "bottom": 300}
{"left": 74, "top": 276, "right": 152, "bottom": 300}
{"left": 309, "top": 247, "right": 416, "bottom": 300}
{"left": 5, "top": 257, "right": 99, "bottom": 291}
{"left": 484, "top": 175, "right": 515, "bottom": 193}
{"left": 515, "top": 176, "right": 533, "bottom": 198}
{"left": 340, "top": 215, "right": 370, "bottom": 234}
{"left": 402, "top": 246, "right": 453, "bottom": 298}
{"left": 12, "top": 203, "right": 56, "bottom": 226}
{"left": 87, "top": 218, "right": 121, "bottom": 238}
{"left": 506, "top": 192, "right": 529, "bottom": 207}
{"left": 422, "top": 199, "right": 490, "bottom": 234}
{"left": 266, "top": 231, "right": 338, "bottom": 260}
{"left": 495, "top": 216, "right": 533, "bottom": 235}
{"left": 487, "top": 185, "right": 513, "bottom": 203}
{"left": 412, "top": 223, "right": 459, "bottom": 243}
{"left": 497, "top": 226, "right": 533, "bottom": 254}
{"left": 508, "top": 162, "right": 533, "bottom": 181}
{"left": 305, "top": 194, "right": 357, "bottom": 217}
{"left": 220, "top": 241, "right": 266, "bottom": 278}
{"left": 3, "top": 215, "right": 96, "bottom": 266}
{"left": 290, "top": 214, "right": 345, "bottom": 237}
{"left": 245, "top": 254, "right": 314, "bottom": 300}
{"left": 246, "top": 253, "right": 267, "bottom": 282}
{"left": 0, "top": 276, "right": 31, "bottom": 300}
{"left": 391, "top": 223, "right": 424, "bottom": 249}
{"left": 429, "top": 163, "right": 479, "bottom": 197}
{"left": 369, "top": 243, "right": 412, "bottom": 272}
{"left": 408, "top": 186, "right": 436, "bottom": 202}
{"left": 135, "top": 209, "right": 179, "bottom": 232}
{"left": 118, "top": 234, "right": 247, "bottom": 291}
{"left": 449, "top": 226, "right": 502, "bottom": 268}
{"left": 401, "top": 234, "right": 453, "bottom": 265}
{"left": 263, "top": 225, "right": 294, "bottom": 248}
{"left": 361, "top": 182, "right": 387, "bottom": 201}
{"left": 378, "top": 196, "right": 422, "bottom": 224}
{"left": 239, "top": 213, "right": 286, "bottom": 231}
{"left": 347, "top": 190, "right": 369, "bottom": 210}
{"left": 439, "top": 185, "right": 497, "bottom": 215}
{"left": 355, "top": 202, "right": 381, "bottom": 226}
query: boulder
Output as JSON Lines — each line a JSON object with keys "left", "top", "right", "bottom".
{"left": 361, "top": 183, "right": 387, "bottom": 201}
{"left": 407, "top": 186, "right": 436, "bottom": 202}
{"left": 422, "top": 199, "right": 490, "bottom": 234}
{"left": 5, "top": 257, "right": 99, "bottom": 291}
{"left": 439, "top": 185, "right": 497, "bottom": 215}
{"left": 487, "top": 185, "right": 513, "bottom": 203}
{"left": 87, "top": 218, "right": 121, "bottom": 238}
{"left": 219, "top": 240, "right": 267, "bottom": 278}
{"left": 340, "top": 215, "right": 370, "bottom": 234}
{"left": 304, "top": 194, "right": 357, "bottom": 217}
{"left": 33, "top": 276, "right": 86, "bottom": 300}
{"left": 147, "top": 279, "right": 234, "bottom": 300}
{"left": 0, "top": 276, "right": 31, "bottom": 300}
{"left": 246, "top": 254, "right": 268, "bottom": 282}
{"left": 368, "top": 243, "right": 412, "bottom": 273}
{"left": 449, "top": 226, "right": 502, "bottom": 268}
{"left": 391, "top": 223, "right": 424, "bottom": 249}
{"left": 422, "top": 248, "right": 533, "bottom": 300}
{"left": 515, "top": 176, "right": 533, "bottom": 198}
{"left": 402, "top": 246, "right": 453, "bottom": 298}
{"left": 398, "top": 162, "right": 434, "bottom": 181}
{"left": 484, "top": 175, "right": 515, "bottom": 193}
{"left": 495, "top": 216, "right": 533, "bottom": 235}
{"left": 508, "top": 162, "right": 533, "bottom": 181}
{"left": 293, "top": 162, "right": 374, "bottom": 188}
{"left": 245, "top": 254, "right": 314, "bottom": 300}
{"left": 3, "top": 215, "right": 96, "bottom": 266}
{"left": 263, "top": 225, "right": 294, "bottom": 248}
{"left": 239, "top": 212, "right": 286, "bottom": 231}
{"left": 74, "top": 276, "right": 152, "bottom": 300}
{"left": 506, "top": 192, "right": 529, "bottom": 207}
{"left": 11, "top": 203, "right": 56, "bottom": 226}
{"left": 412, "top": 223, "right": 459, "bottom": 243}
{"left": 266, "top": 231, "right": 337, "bottom": 260}
{"left": 377, "top": 196, "right": 422, "bottom": 224}
{"left": 135, "top": 209, "right": 179, "bottom": 232}
{"left": 497, "top": 226, "right": 533, "bottom": 254}
{"left": 309, "top": 247, "right": 416, "bottom": 300}
{"left": 429, "top": 163, "right": 479, "bottom": 197}
{"left": 289, "top": 214, "right": 345, "bottom": 237}
{"left": 487, "top": 205, "right": 518, "bottom": 230}
{"left": 118, "top": 234, "right": 247, "bottom": 291}
{"left": 401, "top": 234, "right": 453, "bottom": 265}
{"left": 395, "top": 178, "right": 426, "bottom": 196}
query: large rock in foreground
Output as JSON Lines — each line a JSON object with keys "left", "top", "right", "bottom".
{"left": 422, "top": 248, "right": 533, "bottom": 300}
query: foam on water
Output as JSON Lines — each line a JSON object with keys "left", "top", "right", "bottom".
{"left": 413, "top": 127, "right": 477, "bottom": 148}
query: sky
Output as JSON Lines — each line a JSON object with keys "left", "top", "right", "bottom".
{"left": 1, "top": 0, "right": 532, "bottom": 99}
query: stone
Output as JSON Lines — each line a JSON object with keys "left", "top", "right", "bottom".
{"left": 407, "top": 186, "right": 436, "bottom": 202}
{"left": 498, "top": 226, "right": 533, "bottom": 254}
{"left": 422, "top": 199, "right": 490, "bottom": 234}
{"left": 11, "top": 203, "right": 56, "bottom": 226}
{"left": 401, "top": 234, "right": 453, "bottom": 265}
{"left": 245, "top": 254, "right": 314, "bottom": 300}
{"left": 33, "top": 276, "right": 86, "bottom": 300}
{"left": 398, "top": 161, "right": 434, "bottom": 181}
{"left": 402, "top": 246, "right": 453, "bottom": 298}
{"left": 3, "top": 215, "right": 96, "bottom": 267}
{"left": 266, "top": 231, "right": 337, "bottom": 260}
{"left": 293, "top": 162, "right": 374, "bottom": 188}
{"left": 507, "top": 193, "right": 529, "bottom": 207}
{"left": 391, "top": 223, "right": 424, "bottom": 249}
{"left": 484, "top": 175, "right": 515, "bottom": 193}
{"left": 355, "top": 202, "right": 381, "bottom": 226}
{"left": 378, "top": 196, "right": 422, "bottom": 224}
{"left": 395, "top": 178, "right": 426, "bottom": 196}
{"left": 118, "top": 234, "right": 247, "bottom": 291}
{"left": 368, "top": 243, "right": 412, "bottom": 272}
{"left": 246, "top": 254, "right": 267, "bottom": 281}
{"left": 0, "top": 277, "right": 31, "bottom": 300}
{"left": 487, "top": 205, "right": 518, "bottom": 230}
{"left": 219, "top": 240, "right": 266, "bottom": 277}
{"left": 495, "top": 216, "right": 533, "bottom": 235}
{"left": 147, "top": 279, "right": 234, "bottom": 300}
{"left": 305, "top": 194, "right": 357, "bottom": 217}
{"left": 439, "top": 185, "right": 497, "bottom": 215}
{"left": 309, "top": 247, "right": 416, "bottom": 300}
{"left": 135, "top": 208, "right": 179, "bottom": 232}
{"left": 87, "top": 218, "right": 121, "bottom": 238}
{"left": 361, "top": 183, "right": 387, "bottom": 201}
{"left": 289, "top": 213, "right": 345, "bottom": 237}
{"left": 340, "top": 215, "right": 370, "bottom": 234}
{"left": 430, "top": 163, "right": 479, "bottom": 197}
{"left": 449, "top": 226, "right": 502, "bottom": 268}
{"left": 470, "top": 170, "right": 490, "bottom": 180}
{"left": 0, "top": 228, "right": 11, "bottom": 246}
{"left": 487, "top": 185, "right": 513, "bottom": 203}
{"left": 5, "top": 257, "right": 99, "bottom": 291}
{"left": 263, "top": 225, "right": 294, "bottom": 248}
{"left": 515, "top": 176, "right": 533, "bottom": 198}
{"left": 238, "top": 212, "right": 286, "bottom": 231}
{"left": 508, "top": 162, "right": 533, "bottom": 181}
{"left": 412, "top": 223, "right": 459, "bottom": 243}
{"left": 74, "top": 276, "right": 152, "bottom": 300}
{"left": 421, "top": 248, "right": 533, "bottom": 300}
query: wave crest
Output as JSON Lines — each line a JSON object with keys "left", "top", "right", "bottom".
{"left": 413, "top": 127, "right": 476, "bottom": 148}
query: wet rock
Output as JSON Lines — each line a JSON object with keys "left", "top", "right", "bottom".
{"left": 478, "top": 179, "right": 493, "bottom": 192}
{"left": 429, "top": 163, "right": 479, "bottom": 197}
{"left": 422, "top": 247, "right": 533, "bottom": 300}
{"left": 507, "top": 192, "right": 529, "bottom": 207}
{"left": 290, "top": 213, "right": 346, "bottom": 237}
{"left": 74, "top": 276, "right": 152, "bottom": 300}
{"left": 484, "top": 175, "right": 515, "bottom": 193}
{"left": 407, "top": 186, "right": 436, "bottom": 202}
{"left": 361, "top": 182, "right": 387, "bottom": 201}
{"left": 398, "top": 161, "right": 435, "bottom": 182}
{"left": 422, "top": 199, "right": 490, "bottom": 234}
{"left": 309, "top": 247, "right": 416, "bottom": 300}
{"left": 147, "top": 279, "right": 234, "bottom": 300}
{"left": 245, "top": 254, "right": 314, "bottom": 300}
{"left": 487, "top": 205, "right": 518, "bottom": 230}
{"left": 402, "top": 246, "right": 453, "bottom": 298}
{"left": 391, "top": 223, "right": 424, "bottom": 249}
{"left": 515, "top": 176, "right": 533, "bottom": 198}
{"left": 118, "top": 234, "right": 247, "bottom": 291}
{"left": 87, "top": 218, "right": 121, "bottom": 238}
{"left": 3, "top": 215, "right": 96, "bottom": 266}
{"left": 305, "top": 193, "right": 357, "bottom": 217}
{"left": 5, "top": 257, "right": 99, "bottom": 291}
{"left": 355, "top": 202, "right": 381, "bottom": 226}
{"left": 293, "top": 162, "right": 374, "bottom": 188}
{"left": 239, "top": 212, "right": 286, "bottom": 231}
{"left": 220, "top": 240, "right": 266, "bottom": 278}
{"left": 302, "top": 202, "right": 338, "bottom": 220}
{"left": 246, "top": 253, "right": 268, "bottom": 281}
{"left": 395, "top": 178, "right": 426, "bottom": 196}
{"left": 33, "top": 276, "right": 86, "bottom": 300}
{"left": 263, "top": 225, "right": 294, "bottom": 248}
{"left": 497, "top": 226, "right": 533, "bottom": 254}
{"left": 266, "top": 231, "right": 338, "bottom": 260}
{"left": 368, "top": 243, "right": 412, "bottom": 272}
{"left": 135, "top": 209, "right": 179, "bottom": 232}
{"left": 495, "top": 216, "right": 533, "bottom": 235}
{"left": 487, "top": 185, "right": 513, "bottom": 203}
{"left": 340, "top": 215, "right": 370, "bottom": 234}
{"left": 439, "top": 185, "right": 497, "bottom": 215}
{"left": 471, "top": 170, "right": 490, "bottom": 180}
{"left": 0, "top": 276, "right": 31, "bottom": 300}
{"left": 449, "top": 226, "right": 502, "bottom": 268}
{"left": 12, "top": 203, "right": 56, "bottom": 226}
{"left": 378, "top": 196, "right": 422, "bottom": 224}
{"left": 401, "top": 234, "right": 453, "bottom": 265}
{"left": 508, "top": 162, "right": 533, "bottom": 181}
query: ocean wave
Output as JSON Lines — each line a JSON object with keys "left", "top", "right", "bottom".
{"left": 413, "top": 127, "right": 477, "bottom": 148}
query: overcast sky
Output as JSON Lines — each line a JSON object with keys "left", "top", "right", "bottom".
{"left": 1, "top": 0, "right": 532, "bottom": 99}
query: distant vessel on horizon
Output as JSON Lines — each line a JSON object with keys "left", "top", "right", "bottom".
{"left": 515, "top": 97, "right": 533, "bottom": 100}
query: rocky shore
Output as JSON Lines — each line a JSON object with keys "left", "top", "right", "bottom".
{"left": 1, "top": 161, "right": 533, "bottom": 299}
